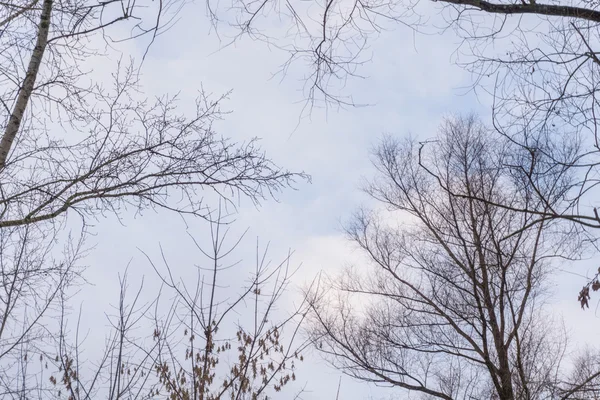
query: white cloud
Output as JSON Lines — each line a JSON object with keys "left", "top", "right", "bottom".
{"left": 47, "top": 1, "right": 600, "bottom": 398}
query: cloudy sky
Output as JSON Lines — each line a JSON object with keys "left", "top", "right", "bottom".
{"left": 63, "top": 2, "right": 600, "bottom": 398}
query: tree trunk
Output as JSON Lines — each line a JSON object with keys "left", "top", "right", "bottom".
{"left": 0, "top": 0, "right": 53, "bottom": 170}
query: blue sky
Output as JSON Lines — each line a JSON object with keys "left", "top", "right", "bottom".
{"left": 65, "top": 2, "right": 600, "bottom": 398}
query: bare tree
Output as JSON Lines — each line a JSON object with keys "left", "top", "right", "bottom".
{"left": 0, "top": 223, "right": 85, "bottom": 399}
{"left": 1, "top": 63, "right": 303, "bottom": 228}
{"left": 0, "top": 0, "right": 308, "bottom": 395}
{"left": 205, "top": 0, "right": 600, "bottom": 253}
{"left": 5, "top": 209, "right": 308, "bottom": 399}
{"left": 210, "top": 0, "right": 600, "bottom": 118}
{"left": 207, "top": 0, "right": 600, "bottom": 111}
{"left": 144, "top": 210, "right": 308, "bottom": 400}
{"left": 0, "top": 57, "right": 304, "bottom": 394}
{"left": 560, "top": 348, "right": 600, "bottom": 399}
{"left": 1, "top": 0, "right": 305, "bottom": 225}
{"left": 307, "top": 116, "right": 598, "bottom": 400}
{"left": 0, "top": 0, "right": 173, "bottom": 169}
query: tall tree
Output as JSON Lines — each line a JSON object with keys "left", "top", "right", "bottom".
{"left": 308, "top": 115, "right": 597, "bottom": 399}
{"left": 0, "top": 0, "right": 307, "bottom": 396}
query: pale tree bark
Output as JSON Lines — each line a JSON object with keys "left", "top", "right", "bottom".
{"left": 0, "top": 0, "right": 51, "bottom": 170}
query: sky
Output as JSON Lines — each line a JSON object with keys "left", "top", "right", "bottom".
{"left": 60, "top": 2, "right": 600, "bottom": 398}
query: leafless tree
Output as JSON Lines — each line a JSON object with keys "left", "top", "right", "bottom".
{"left": 560, "top": 348, "right": 600, "bottom": 399}
{"left": 1, "top": 0, "right": 304, "bottom": 226}
{"left": 0, "top": 0, "right": 179, "bottom": 169}
{"left": 206, "top": 0, "right": 600, "bottom": 255}
{"left": 307, "top": 115, "right": 599, "bottom": 400}
{"left": 0, "top": 223, "right": 85, "bottom": 399}
{"left": 5, "top": 209, "right": 308, "bottom": 399}
{"left": 0, "top": 59, "right": 304, "bottom": 395}
{"left": 143, "top": 210, "right": 308, "bottom": 400}
{"left": 209, "top": 0, "right": 600, "bottom": 117}
{"left": 0, "top": 0, "right": 308, "bottom": 396}
{"left": 1, "top": 62, "right": 303, "bottom": 228}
